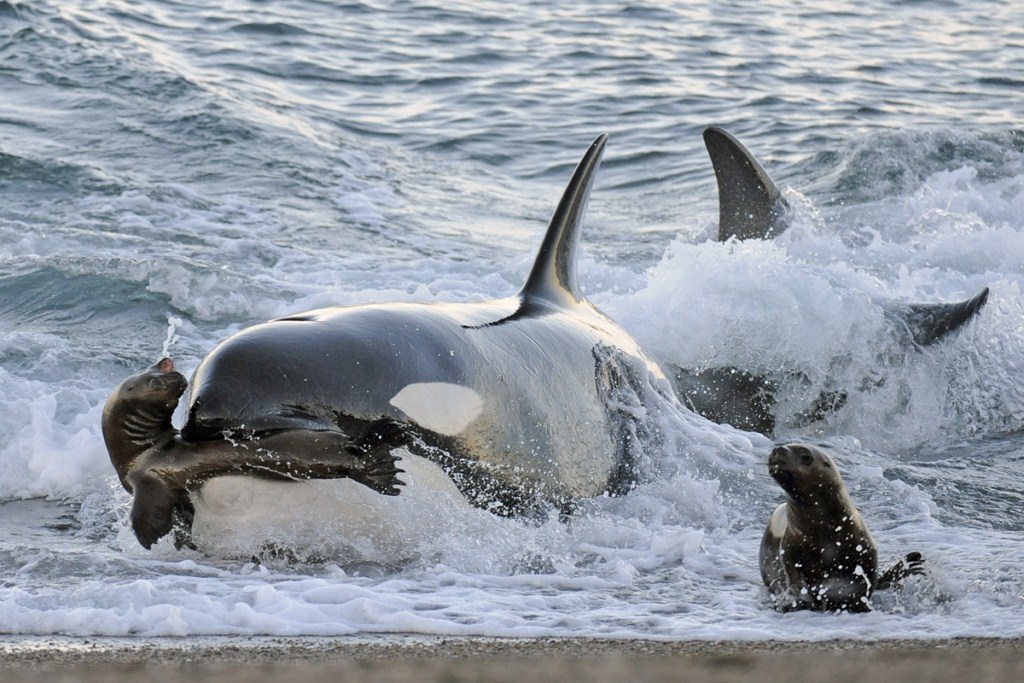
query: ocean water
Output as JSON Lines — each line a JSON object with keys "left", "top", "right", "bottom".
{"left": 2, "top": 0, "right": 1024, "bottom": 640}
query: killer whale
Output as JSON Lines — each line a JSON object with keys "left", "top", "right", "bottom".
{"left": 668, "top": 127, "right": 990, "bottom": 434}
{"left": 116, "top": 135, "right": 677, "bottom": 551}
{"left": 703, "top": 126, "right": 987, "bottom": 347}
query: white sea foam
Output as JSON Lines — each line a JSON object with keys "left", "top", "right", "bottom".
{"left": 5, "top": 161, "right": 1024, "bottom": 639}
{"left": 0, "top": 369, "right": 110, "bottom": 499}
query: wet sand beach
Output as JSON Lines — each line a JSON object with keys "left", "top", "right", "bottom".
{"left": 3, "top": 636, "right": 1022, "bottom": 683}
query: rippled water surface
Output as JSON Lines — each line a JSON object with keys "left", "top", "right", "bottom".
{"left": 2, "top": 0, "right": 1024, "bottom": 640}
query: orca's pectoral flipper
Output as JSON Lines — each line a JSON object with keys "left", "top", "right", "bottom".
{"left": 894, "top": 287, "right": 990, "bottom": 347}
{"left": 704, "top": 126, "right": 789, "bottom": 242}
{"left": 520, "top": 134, "right": 608, "bottom": 309}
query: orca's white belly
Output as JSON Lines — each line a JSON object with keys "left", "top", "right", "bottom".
{"left": 189, "top": 450, "right": 472, "bottom": 563}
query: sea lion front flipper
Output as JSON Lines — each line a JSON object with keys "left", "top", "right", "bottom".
{"left": 221, "top": 428, "right": 407, "bottom": 495}
{"left": 125, "top": 427, "right": 408, "bottom": 548}
{"left": 350, "top": 418, "right": 412, "bottom": 453}
{"left": 875, "top": 551, "right": 925, "bottom": 591}
{"left": 344, "top": 419, "right": 410, "bottom": 495}
{"left": 128, "top": 471, "right": 184, "bottom": 549}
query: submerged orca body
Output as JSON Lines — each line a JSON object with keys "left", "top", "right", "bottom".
{"left": 671, "top": 127, "right": 990, "bottom": 435}
{"left": 121, "top": 136, "right": 676, "bottom": 551}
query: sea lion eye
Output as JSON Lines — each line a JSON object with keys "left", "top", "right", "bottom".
{"left": 800, "top": 453, "right": 814, "bottom": 466}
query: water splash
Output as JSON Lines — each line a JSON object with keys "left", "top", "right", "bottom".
{"left": 160, "top": 316, "right": 183, "bottom": 359}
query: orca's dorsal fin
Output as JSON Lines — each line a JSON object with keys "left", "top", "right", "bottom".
{"left": 704, "top": 126, "right": 789, "bottom": 242}
{"left": 520, "top": 134, "right": 608, "bottom": 308}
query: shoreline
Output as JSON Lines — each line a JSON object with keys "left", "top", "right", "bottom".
{"left": 4, "top": 635, "right": 1024, "bottom": 682}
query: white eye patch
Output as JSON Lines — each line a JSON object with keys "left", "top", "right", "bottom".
{"left": 389, "top": 382, "right": 483, "bottom": 436}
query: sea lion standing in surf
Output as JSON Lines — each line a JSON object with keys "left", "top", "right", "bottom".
{"left": 101, "top": 358, "right": 405, "bottom": 548}
{"left": 760, "top": 443, "right": 924, "bottom": 612}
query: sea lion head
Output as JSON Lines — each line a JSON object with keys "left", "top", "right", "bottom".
{"left": 767, "top": 443, "right": 846, "bottom": 507}
{"left": 111, "top": 358, "right": 187, "bottom": 410}
{"left": 102, "top": 358, "right": 188, "bottom": 487}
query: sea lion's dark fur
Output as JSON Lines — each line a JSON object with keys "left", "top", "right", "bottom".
{"left": 759, "top": 443, "right": 923, "bottom": 612}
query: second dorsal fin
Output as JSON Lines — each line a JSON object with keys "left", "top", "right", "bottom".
{"left": 519, "top": 134, "right": 608, "bottom": 308}
{"left": 704, "top": 126, "right": 789, "bottom": 241}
